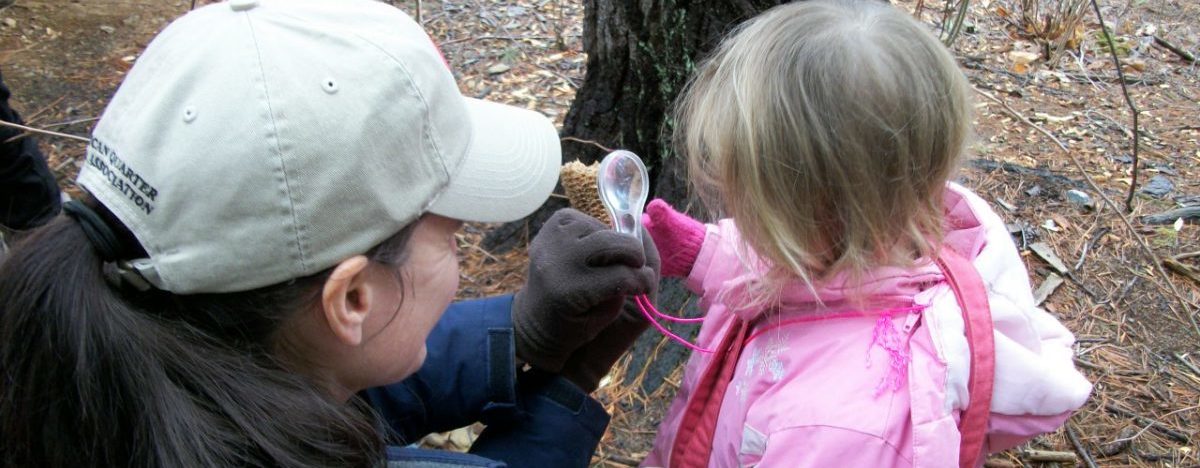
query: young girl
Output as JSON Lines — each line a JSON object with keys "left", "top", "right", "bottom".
{"left": 639, "top": 1, "right": 1092, "bottom": 466}
{"left": 0, "top": 1, "right": 656, "bottom": 466}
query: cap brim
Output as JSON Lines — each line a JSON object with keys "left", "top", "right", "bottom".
{"left": 427, "top": 97, "right": 561, "bottom": 223}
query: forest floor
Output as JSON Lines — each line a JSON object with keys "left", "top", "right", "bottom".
{"left": 1, "top": 0, "right": 1197, "bottom": 466}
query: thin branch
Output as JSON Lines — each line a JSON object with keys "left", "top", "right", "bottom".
{"left": 942, "top": 0, "right": 971, "bottom": 47}
{"left": 440, "top": 34, "right": 555, "bottom": 46}
{"left": 1153, "top": 35, "right": 1197, "bottom": 63}
{"left": 1088, "top": 0, "right": 1141, "bottom": 212}
{"left": 0, "top": 120, "right": 90, "bottom": 142}
{"left": 1066, "top": 424, "right": 1099, "bottom": 468}
{"left": 561, "top": 136, "right": 614, "bottom": 153}
{"left": 974, "top": 87, "right": 1199, "bottom": 340}
{"left": 42, "top": 116, "right": 100, "bottom": 129}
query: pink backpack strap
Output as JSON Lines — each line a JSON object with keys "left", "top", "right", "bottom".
{"left": 935, "top": 249, "right": 996, "bottom": 468}
{"left": 668, "top": 319, "right": 750, "bottom": 468}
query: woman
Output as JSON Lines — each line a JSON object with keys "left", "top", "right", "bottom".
{"left": 0, "top": 0, "right": 657, "bottom": 466}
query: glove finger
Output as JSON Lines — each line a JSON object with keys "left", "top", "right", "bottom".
{"left": 545, "top": 208, "right": 609, "bottom": 240}
{"left": 640, "top": 226, "right": 662, "bottom": 274}
{"left": 581, "top": 230, "right": 647, "bottom": 268}
{"left": 586, "top": 264, "right": 658, "bottom": 300}
{"left": 635, "top": 265, "right": 659, "bottom": 301}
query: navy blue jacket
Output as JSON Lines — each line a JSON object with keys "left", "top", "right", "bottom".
{"left": 362, "top": 295, "right": 610, "bottom": 467}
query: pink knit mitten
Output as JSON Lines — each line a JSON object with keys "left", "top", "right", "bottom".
{"left": 641, "top": 199, "right": 706, "bottom": 278}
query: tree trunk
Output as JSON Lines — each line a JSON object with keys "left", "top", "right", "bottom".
{"left": 483, "top": 0, "right": 788, "bottom": 393}
{"left": 484, "top": 0, "right": 786, "bottom": 254}
{"left": 563, "top": 0, "right": 785, "bottom": 200}
{"left": 565, "top": 0, "right": 788, "bottom": 394}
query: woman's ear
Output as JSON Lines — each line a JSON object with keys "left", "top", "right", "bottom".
{"left": 321, "top": 255, "right": 373, "bottom": 346}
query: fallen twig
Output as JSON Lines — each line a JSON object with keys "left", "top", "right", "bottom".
{"left": 0, "top": 120, "right": 89, "bottom": 143}
{"left": 22, "top": 95, "right": 67, "bottom": 124}
{"left": 598, "top": 454, "right": 640, "bottom": 467}
{"left": 1075, "top": 227, "right": 1110, "bottom": 271}
{"left": 1020, "top": 449, "right": 1076, "bottom": 463}
{"left": 561, "top": 136, "right": 614, "bottom": 154}
{"left": 1066, "top": 424, "right": 1099, "bottom": 468}
{"left": 1164, "top": 257, "right": 1200, "bottom": 286}
{"left": 1176, "top": 353, "right": 1200, "bottom": 376}
{"left": 1103, "top": 403, "right": 1192, "bottom": 444}
{"left": 1153, "top": 35, "right": 1197, "bottom": 63}
{"left": 968, "top": 159, "right": 1084, "bottom": 188}
{"left": 1142, "top": 206, "right": 1200, "bottom": 225}
{"left": 975, "top": 87, "right": 1200, "bottom": 340}
{"left": 1088, "top": 0, "right": 1142, "bottom": 212}
{"left": 440, "top": 34, "right": 556, "bottom": 46}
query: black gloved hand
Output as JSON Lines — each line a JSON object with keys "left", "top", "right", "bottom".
{"left": 512, "top": 209, "right": 658, "bottom": 372}
{"left": 560, "top": 229, "right": 660, "bottom": 392}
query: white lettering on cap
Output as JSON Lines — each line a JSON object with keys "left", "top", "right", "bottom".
{"left": 229, "top": 0, "right": 259, "bottom": 12}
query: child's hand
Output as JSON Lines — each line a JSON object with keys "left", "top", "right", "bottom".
{"left": 642, "top": 199, "right": 705, "bottom": 278}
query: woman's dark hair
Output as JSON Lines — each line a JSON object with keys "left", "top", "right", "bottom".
{"left": 0, "top": 198, "right": 415, "bottom": 467}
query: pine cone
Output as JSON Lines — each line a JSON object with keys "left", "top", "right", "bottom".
{"left": 560, "top": 161, "right": 611, "bottom": 226}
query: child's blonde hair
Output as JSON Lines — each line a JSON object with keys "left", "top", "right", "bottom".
{"left": 675, "top": 0, "right": 972, "bottom": 296}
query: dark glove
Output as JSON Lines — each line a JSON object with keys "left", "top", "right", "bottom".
{"left": 560, "top": 229, "right": 660, "bottom": 392}
{"left": 512, "top": 209, "right": 658, "bottom": 372}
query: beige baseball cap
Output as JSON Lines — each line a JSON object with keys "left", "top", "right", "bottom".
{"left": 77, "top": 0, "right": 560, "bottom": 293}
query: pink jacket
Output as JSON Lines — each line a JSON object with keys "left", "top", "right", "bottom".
{"left": 642, "top": 184, "right": 1092, "bottom": 467}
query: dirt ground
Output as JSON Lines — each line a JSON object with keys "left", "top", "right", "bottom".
{"left": 1, "top": 0, "right": 1197, "bottom": 466}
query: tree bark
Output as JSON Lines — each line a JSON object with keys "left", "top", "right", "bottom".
{"left": 483, "top": 0, "right": 788, "bottom": 393}
{"left": 562, "top": 0, "right": 783, "bottom": 201}
{"left": 566, "top": 0, "right": 789, "bottom": 394}
{"left": 483, "top": 0, "right": 782, "bottom": 251}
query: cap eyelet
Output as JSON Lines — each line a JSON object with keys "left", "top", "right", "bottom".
{"left": 322, "top": 78, "right": 338, "bottom": 94}
{"left": 182, "top": 106, "right": 197, "bottom": 123}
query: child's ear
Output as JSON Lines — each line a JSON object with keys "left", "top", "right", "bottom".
{"left": 321, "top": 256, "right": 374, "bottom": 346}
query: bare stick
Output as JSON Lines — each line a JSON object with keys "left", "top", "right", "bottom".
{"left": 1153, "top": 35, "right": 1197, "bottom": 63}
{"left": 1164, "top": 257, "right": 1200, "bottom": 286}
{"left": 1066, "top": 424, "right": 1099, "bottom": 468}
{"left": 1088, "top": 0, "right": 1141, "bottom": 212}
{"left": 1103, "top": 403, "right": 1193, "bottom": 443}
{"left": 1020, "top": 450, "right": 1076, "bottom": 463}
{"left": 440, "top": 34, "right": 556, "bottom": 46}
{"left": 561, "top": 136, "right": 614, "bottom": 153}
{"left": 1142, "top": 206, "right": 1200, "bottom": 224}
{"left": 942, "top": 0, "right": 971, "bottom": 47}
{"left": 0, "top": 120, "right": 89, "bottom": 142}
{"left": 1176, "top": 353, "right": 1200, "bottom": 376}
{"left": 974, "top": 87, "right": 1199, "bottom": 340}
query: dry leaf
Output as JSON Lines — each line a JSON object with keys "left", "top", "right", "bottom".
{"left": 1009, "top": 51, "right": 1039, "bottom": 74}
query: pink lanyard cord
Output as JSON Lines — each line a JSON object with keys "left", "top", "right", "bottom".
{"left": 634, "top": 294, "right": 715, "bottom": 353}
{"left": 634, "top": 292, "right": 926, "bottom": 359}
{"left": 639, "top": 294, "right": 706, "bottom": 323}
